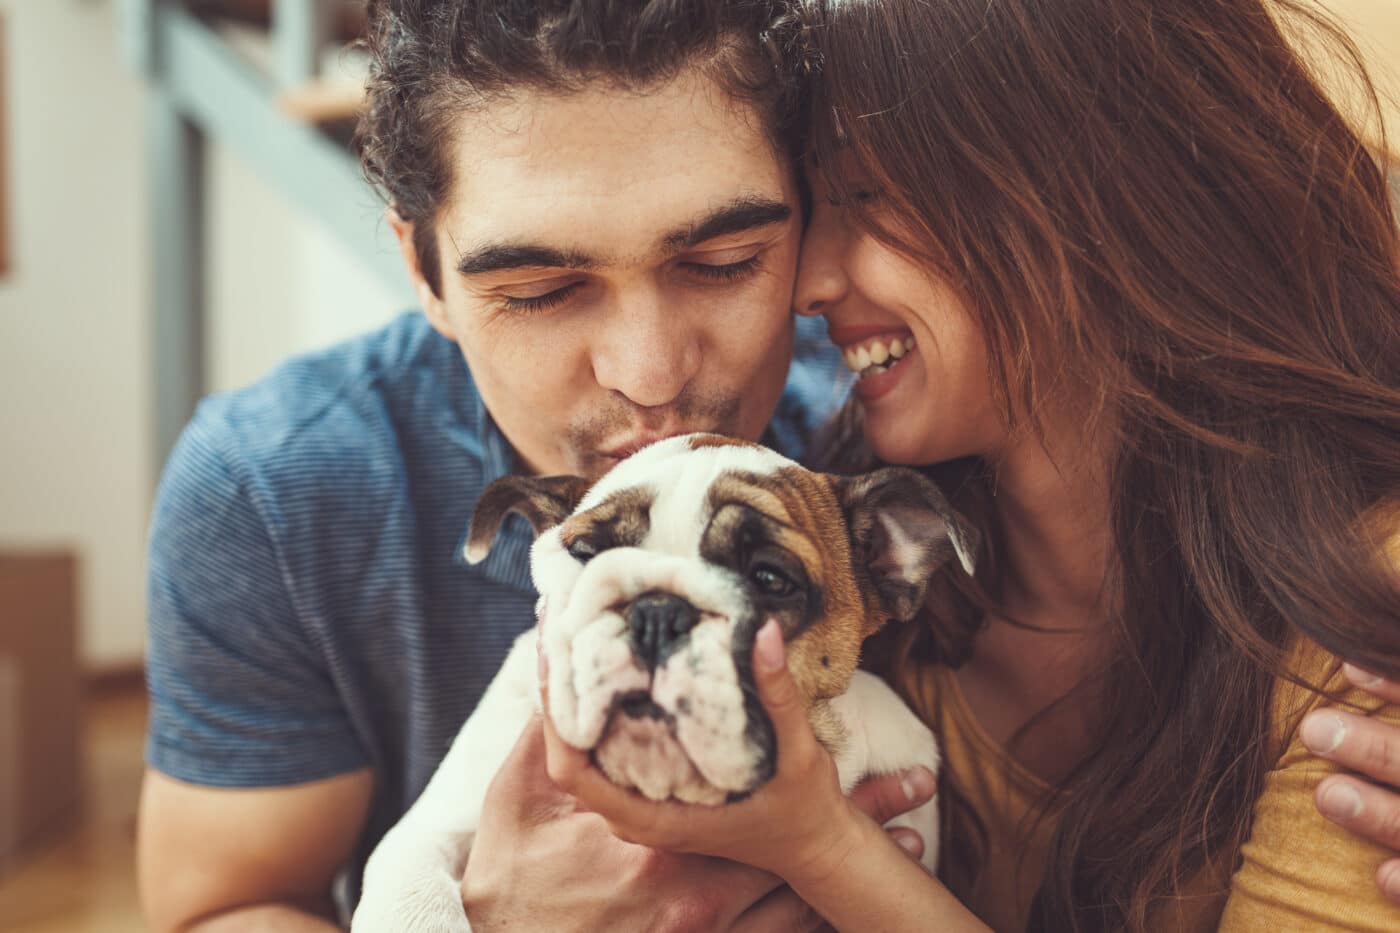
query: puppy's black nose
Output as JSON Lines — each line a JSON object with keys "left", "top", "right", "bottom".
{"left": 628, "top": 591, "right": 699, "bottom": 668}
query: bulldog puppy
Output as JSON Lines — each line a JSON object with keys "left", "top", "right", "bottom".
{"left": 353, "top": 434, "right": 977, "bottom": 932}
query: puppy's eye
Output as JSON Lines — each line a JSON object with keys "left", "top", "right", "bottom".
{"left": 749, "top": 563, "right": 797, "bottom": 597}
{"left": 566, "top": 538, "right": 599, "bottom": 563}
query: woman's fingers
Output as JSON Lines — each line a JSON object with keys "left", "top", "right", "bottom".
{"left": 1378, "top": 860, "right": 1400, "bottom": 907}
{"left": 752, "top": 620, "right": 813, "bottom": 745}
{"left": 1315, "top": 773, "right": 1400, "bottom": 853}
{"left": 1301, "top": 710, "right": 1400, "bottom": 786}
{"left": 1303, "top": 670, "right": 1400, "bottom": 885}
{"left": 750, "top": 618, "right": 834, "bottom": 785}
{"left": 1343, "top": 665, "right": 1400, "bottom": 706}
{"left": 847, "top": 768, "right": 937, "bottom": 826}
{"left": 886, "top": 827, "right": 925, "bottom": 860}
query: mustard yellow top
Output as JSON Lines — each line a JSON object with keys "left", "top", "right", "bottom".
{"left": 902, "top": 640, "right": 1400, "bottom": 931}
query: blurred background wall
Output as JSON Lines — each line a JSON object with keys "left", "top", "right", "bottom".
{"left": 0, "top": 0, "right": 405, "bottom": 672}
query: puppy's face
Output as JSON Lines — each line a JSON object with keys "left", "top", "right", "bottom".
{"left": 467, "top": 434, "right": 976, "bottom": 805}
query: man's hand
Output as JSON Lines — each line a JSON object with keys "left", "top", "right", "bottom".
{"left": 461, "top": 715, "right": 935, "bottom": 932}
{"left": 1301, "top": 664, "right": 1400, "bottom": 905}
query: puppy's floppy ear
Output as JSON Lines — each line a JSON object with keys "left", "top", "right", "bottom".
{"left": 836, "top": 468, "right": 979, "bottom": 622}
{"left": 464, "top": 474, "right": 592, "bottom": 564}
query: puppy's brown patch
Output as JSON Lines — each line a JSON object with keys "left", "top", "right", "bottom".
{"left": 703, "top": 467, "right": 872, "bottom": 704}
{"left": 466, "top": 474, "right": 593, "bottom": 563}
{"left": 808, "top": 699, "right": 849, "bottom": 760}
{"left": 559, "top": 487, "right": 654, "bottom": 556}
{"left": 687, "top": 433, "right": 764, "bottom": 452}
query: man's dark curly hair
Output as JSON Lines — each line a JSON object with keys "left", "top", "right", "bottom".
{"left": 357, "top": 0, "right": 806, "bottom": 297}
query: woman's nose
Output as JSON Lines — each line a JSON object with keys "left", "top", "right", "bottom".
{"left": 793, "top": 210, "right": 850, "bottom": 317}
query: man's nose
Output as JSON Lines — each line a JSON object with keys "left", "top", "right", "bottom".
{"left": 628, "top": 591, "right": 700, "bottom": 668}
{"left": 592, "top": 291, "right": 701, "bottom": 408}
{"left": 793, "top": 210, "right": 850, "bottom": 317}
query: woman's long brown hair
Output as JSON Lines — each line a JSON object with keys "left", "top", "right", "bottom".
{"left": 802, "top": 1, "right": 1400, "bottom": 929}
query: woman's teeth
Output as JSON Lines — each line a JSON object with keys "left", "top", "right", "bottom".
{"left": 843, "top": 335, "right": 914, "bottom": 378}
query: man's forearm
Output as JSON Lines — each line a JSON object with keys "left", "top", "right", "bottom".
{"left": 181, "top": 902, "right": 342, "bottom": 933}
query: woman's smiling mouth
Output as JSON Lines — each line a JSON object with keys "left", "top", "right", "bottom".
{"left": 827, "top": 325, "right": 918, "bottom": 402}
{"left": 840, "top": 333, "right": 915, "bottom": 378}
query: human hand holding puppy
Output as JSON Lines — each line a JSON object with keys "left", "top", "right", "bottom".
{"left": 465, "top": 706, "right": 936, "bottom": 933}
{"left": 541, "top": 619, "right": 989, "bottom": 933}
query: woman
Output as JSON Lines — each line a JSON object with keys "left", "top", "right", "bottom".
{"left": 544, "top": 0, "right": 1400, "bottom": 928}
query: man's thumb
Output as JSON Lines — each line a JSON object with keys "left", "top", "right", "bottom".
{"left": 489, "top": 715, "right": 568, "bottom": 817}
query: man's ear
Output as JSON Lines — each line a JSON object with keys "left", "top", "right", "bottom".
{"left": 387, "top": 207, "right": 451, "bottom": 337}
{"left": 836, "top": 468, "right": 979, "bottom": 622}
{"left": 464, "top": 474, "right": 593, "bottom": 564}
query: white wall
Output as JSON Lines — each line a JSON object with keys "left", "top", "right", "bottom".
{"left": 0, "top": 0, "right": 151, "bottom": 670}
{"left": 205, "top": 27, "right": 409, "bottom": 394}
{"left": 205, "top": 145, "right": 406, "bottom": 394}
{"left": 0, "top": 0, "right": 406, "bottom": 669}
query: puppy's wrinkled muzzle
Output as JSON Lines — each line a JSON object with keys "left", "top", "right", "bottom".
{"left": 535, "top": 545, "right": 762, "bottom": 802}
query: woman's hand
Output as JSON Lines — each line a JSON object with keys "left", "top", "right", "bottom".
{"left": 1301, "top": 664, "right": 1400, "bottom": 905}
{"left": 540, "top": 619, "right": 880, "bottom": 888}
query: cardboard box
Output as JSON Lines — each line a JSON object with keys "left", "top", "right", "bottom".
{"left": 0, "top": 553, "right": 81, "bottom": 865}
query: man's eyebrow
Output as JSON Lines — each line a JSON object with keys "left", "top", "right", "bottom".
{"left": 455, "top": 244, "right": 599, "bottom": 277}
{"left": 664, "top": 197, "right": 794, "bottom": 251}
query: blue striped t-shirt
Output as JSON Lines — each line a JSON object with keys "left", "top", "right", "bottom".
{"left": 144, "top": 310, "right": 849, "bottom": 909}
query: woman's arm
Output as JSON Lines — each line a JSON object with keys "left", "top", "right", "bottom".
{"left": 780, "top": 803, "right": 988, "bottom": 933}
{"left": 540, "top": 620, "right": 992, "bottom": 933}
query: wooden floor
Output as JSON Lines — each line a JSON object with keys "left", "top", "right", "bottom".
{"left": 0, "top": 685, "right": 148, "bottom": 932}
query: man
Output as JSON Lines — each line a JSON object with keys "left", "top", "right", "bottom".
{"left": 135, "top": 2, "right": 936, "bottom": 930}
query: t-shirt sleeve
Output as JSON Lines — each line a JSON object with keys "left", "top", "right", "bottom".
{"left": 144, "top": 411, "right": 368, "bottom": 786}
{"left": 1217, "top": 645, "right": 1400, "bottom": 931}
